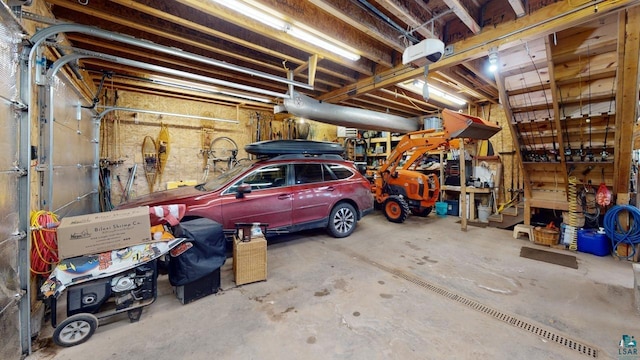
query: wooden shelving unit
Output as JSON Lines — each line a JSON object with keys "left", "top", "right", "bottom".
{"left": 491, "top": 11, "right": 640, "bottom": 224}
{"left": 365, "top": 134, "right": 402, "bottom": 169}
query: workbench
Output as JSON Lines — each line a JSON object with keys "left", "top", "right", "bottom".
{"left": 442, "top": 185, "right": 492, "bottom": 221}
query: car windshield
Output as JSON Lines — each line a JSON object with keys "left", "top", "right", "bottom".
{"left": 200, "top": 162, "right": 256, "bottom": 191}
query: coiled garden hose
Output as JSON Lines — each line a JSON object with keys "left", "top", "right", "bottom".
{"left": 604, "top": 205, "right": 640, "bottom": 260}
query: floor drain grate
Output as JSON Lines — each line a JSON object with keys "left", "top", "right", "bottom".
{"left": 354, "top": 255, "right": 599, "bottom": 358}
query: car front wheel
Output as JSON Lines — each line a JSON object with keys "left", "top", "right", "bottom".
{"left": 327, "top": 203, "right": 357, "bottom": 238}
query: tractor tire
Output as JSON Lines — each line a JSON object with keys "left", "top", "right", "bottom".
{"left": 411, "top": 207, "right": 432, "bottom": 217}
{"left": 383, "top": 195, "right": 410, "bottom": 223}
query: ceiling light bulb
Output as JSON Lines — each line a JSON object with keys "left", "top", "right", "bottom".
{"left": 488, "top": 47, "right": 499, "bottom": 73}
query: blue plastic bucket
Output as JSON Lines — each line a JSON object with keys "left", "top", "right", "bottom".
{"left": 435, "top": 202, "right": 448, "bottom": 216}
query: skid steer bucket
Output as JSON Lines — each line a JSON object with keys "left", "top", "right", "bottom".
{"left": 442, "top": 109, "right": 501, "bottom": 140}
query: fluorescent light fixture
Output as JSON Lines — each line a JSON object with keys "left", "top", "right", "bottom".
{"left": 402, "top": 79, "right": 466, "bottom": 106}
{"left": 286, "top": 27, "right": 360, "bottom": 61}
{"left": 149, "top": 75, "right": 272, "bottom": 103}
{"left": 428, "top": 85, "right": 467, "bottom": 106}
{"left": 210, "top": 0, "right": 360, "bottom": 61}
{"left": 76, "top": 103, "right": 82, "bottom": 121}
{"left": 211, "top": 0, "right": 287, "bottom": 30}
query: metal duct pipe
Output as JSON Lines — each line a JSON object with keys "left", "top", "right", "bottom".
{"left": 279, "top": 91, "right": 420, "bottom": 133}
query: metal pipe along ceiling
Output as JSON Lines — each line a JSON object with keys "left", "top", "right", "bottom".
{"left": 30, "top": 23, "right": 313, "bottom": 91}
{"left": 47, "top": 50, "right": 286, "bottom": 99}
{"left": 279, "top": 91, "right": 420, "bottom": 133}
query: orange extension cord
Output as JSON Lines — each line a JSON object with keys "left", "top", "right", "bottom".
{"left": 30, "top": 210, "right": 59, "bottom": 277}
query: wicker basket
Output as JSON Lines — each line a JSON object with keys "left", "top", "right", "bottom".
{"left": 233, "top": 236, "right": 267, "bottom": 285}
{"left": 533, "top": 226, "right": 560, "bottom": 246}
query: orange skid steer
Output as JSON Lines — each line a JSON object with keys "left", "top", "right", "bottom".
{"left": 373, "top": 109, "right": 501, "bottom": 223}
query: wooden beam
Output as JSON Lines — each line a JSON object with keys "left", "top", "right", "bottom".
{"left": 459, "top": 138, "right": 467, "bottom": 231}
{"left": 379, "top": 88, "right": 441, "bottom": 111}
{"left": 91, "top": 76, "right": 272, "bottom": 107}
{"left": 50, "top": 0, "right": 316, "bottom": 76}
{"left": 433, "top": 68, "right": 498, "bottom": 103}
{"left": 308, "top": 54, "right": 318, "bottom": 86}
{"left": 172, "top": 0, "right": 378, "bottom": 73}
{"left": 97, "top": 82, "right": 271, "bottom": 110}
{"left": 460, "top": 61, "right": 497, "bottom": 91}
{"left": 443, "top": 0, "right": 481, "bottom": 34}
{"left": 545, "top": 35, "right": 569, "bottom": 192}
{"left": 319, "top": 0, "right": 640, "bottom": 104}
{"left": 495, "top": 71, "right": 533, "bottom": 225}
{"left": 376, "top": 0, "right": 437, "bottom": 39}
{"left": 529, "top": 198, "right": 570, "bottom": 211}
{"left": 256, "top": 0, "right": 399, "bottom": 65}
{"left": 614, "top": 6, "right": 640, "bottom": 194}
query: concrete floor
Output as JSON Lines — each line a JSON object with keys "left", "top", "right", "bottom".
{"left": 28, "top": 213, "right": 638, "bottom": 360}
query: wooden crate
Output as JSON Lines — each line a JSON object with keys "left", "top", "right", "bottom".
{"left": 233, "top": 236, "right": 267, "bottom": 285}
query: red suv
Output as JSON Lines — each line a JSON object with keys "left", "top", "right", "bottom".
{"left": 119, "top": 145, "right": 374, "bottom": 239}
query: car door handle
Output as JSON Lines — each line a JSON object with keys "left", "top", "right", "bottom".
{"left": 325, "top": 187, "right": 335, "bottom": 191}
{"left": 278, "top": 194, "right": 292, "bottom": 199}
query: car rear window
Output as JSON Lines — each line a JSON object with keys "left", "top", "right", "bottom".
{"left": 293, "top": 163, "right": 354, "bottom": 184}
{"left": 294, "top": 164, "right": 323, "bottom": 184}
{"left": 326, "top": 164, "right": 354, "bottom": 180}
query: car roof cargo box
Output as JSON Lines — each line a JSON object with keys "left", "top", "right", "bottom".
{"left": 245, "top": 140, "right": 345, "bottom": 157}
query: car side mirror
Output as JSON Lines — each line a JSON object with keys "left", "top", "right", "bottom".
{"left": 236, "top": 183, "right": 252, "bottom": 198}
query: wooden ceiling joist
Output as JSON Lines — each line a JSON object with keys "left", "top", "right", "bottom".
{"left": 443, "top": 0, "right": 481, "bottom": 34}
{"left": 319, "top": 0, "right": 638, "bottom": 104}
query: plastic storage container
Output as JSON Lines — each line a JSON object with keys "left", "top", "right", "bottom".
{"left": 444, "top": 200, "right": 459, "bottom": 216}
{"left": 577, "top": 228, "right": 611, "bottom": 256}
{"left": 435, "top": 202, "right": 448, "bottom": 216}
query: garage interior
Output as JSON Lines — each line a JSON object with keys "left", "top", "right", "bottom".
{"left": 1, "top": 0, "right": 640, "bottom": 358}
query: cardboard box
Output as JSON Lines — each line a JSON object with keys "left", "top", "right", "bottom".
{"left": 56, "top": 206, "right": 151, "bottom": 259}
